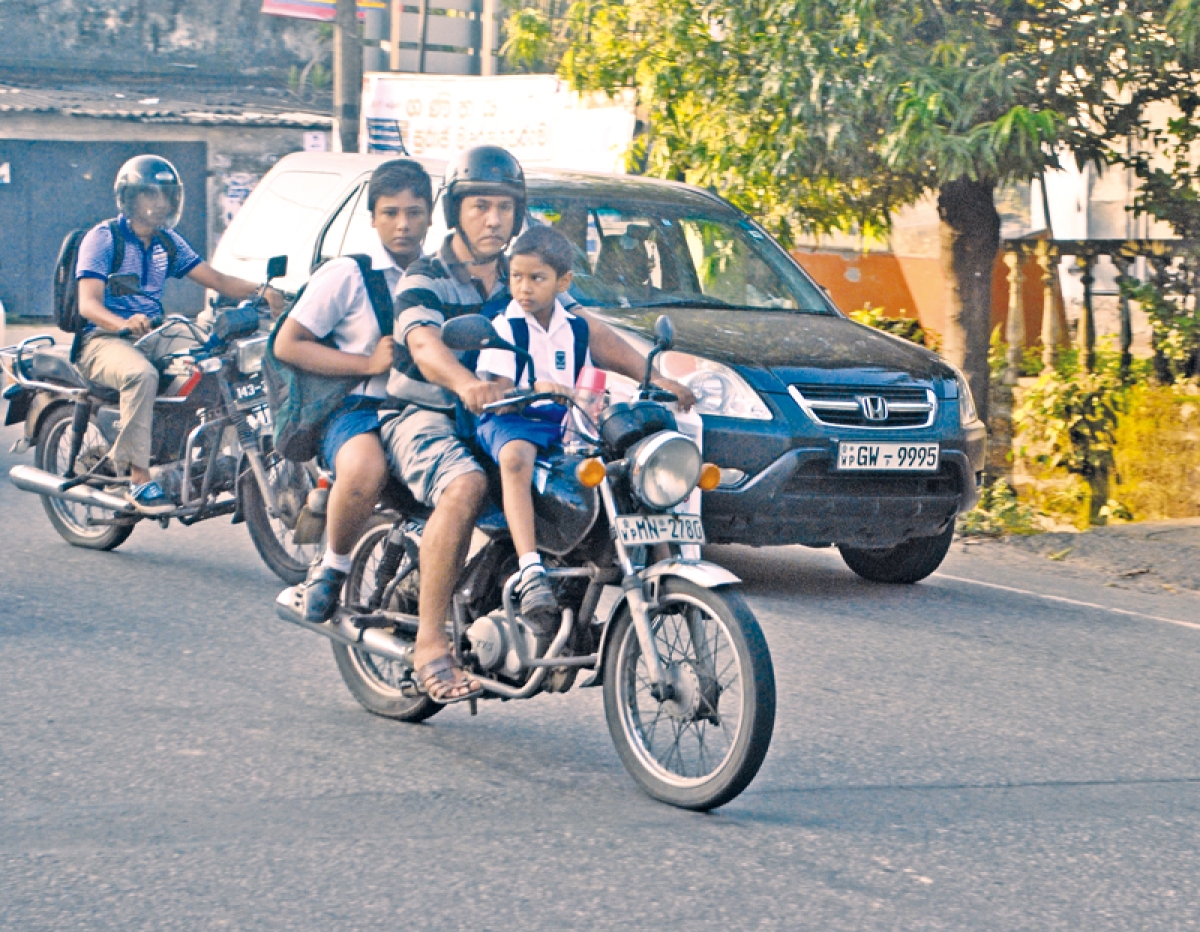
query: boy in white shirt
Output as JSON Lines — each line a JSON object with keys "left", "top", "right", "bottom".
{"left": 474, "top": 227, "right": 596, "bottom": 645}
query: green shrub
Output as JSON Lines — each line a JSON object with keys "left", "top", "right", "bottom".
{"left": 958, "top": 478, "right": 1040, "bottom": 537}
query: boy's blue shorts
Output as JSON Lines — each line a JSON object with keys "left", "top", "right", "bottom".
{"left": 476, "top": 407, "right": 566, "bottom": 464}
{"left": 320, "top": 395, "right": 384, "bottom": 472}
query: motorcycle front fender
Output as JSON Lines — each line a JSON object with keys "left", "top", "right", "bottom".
{"left": 580, "top": 559, "right": 742, "bottom": 689}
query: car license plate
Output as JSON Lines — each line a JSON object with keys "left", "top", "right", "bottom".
{"left": 614, "top": 514, "right": 707, "bottom": 546}
{"left": 837, "top": 442, "right": 940, "bottom": 471}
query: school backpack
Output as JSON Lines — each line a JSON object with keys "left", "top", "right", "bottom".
{"left": 262, "top": 254, "right": 394, "bottom": 463}
{"left": 52, "top": 219, "right": 177, "bottom": 358}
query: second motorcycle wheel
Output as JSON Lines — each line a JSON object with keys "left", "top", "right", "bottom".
{"left": 331, "top": 514, "right": 442, "bottom": 724}
{"left": 242, "top": 456, "right": 323, "bottom": 584}
{"left": 603, "top": 577, "right": 775, "bottom": 811}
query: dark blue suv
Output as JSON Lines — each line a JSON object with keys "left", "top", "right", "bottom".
{"left": 525, "top": 170, "right": 986, "bottom": 584}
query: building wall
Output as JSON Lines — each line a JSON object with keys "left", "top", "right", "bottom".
{"left": 0, "top": 113, "right": 328, "bottom": 317}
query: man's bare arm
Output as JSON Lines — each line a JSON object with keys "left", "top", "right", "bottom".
{"left": 577, "top": 311, "right": 697, "bottom": 410}
{"left": 406, "top": 325, "right": 508, "bottom": 414}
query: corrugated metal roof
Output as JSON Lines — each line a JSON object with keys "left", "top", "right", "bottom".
{"left": 0, "top": 82, "right": 332, "bottom": 128}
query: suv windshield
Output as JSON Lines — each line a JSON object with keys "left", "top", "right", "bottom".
{"left": 527, "top": 196, "right": 834, "bottom": 314}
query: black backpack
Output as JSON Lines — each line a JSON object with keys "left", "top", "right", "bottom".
{"left": 262, "top": 254, "right": 394, "bottom": 463}
{"left": 52, "top": 219, "right": 177, "bottom": 357}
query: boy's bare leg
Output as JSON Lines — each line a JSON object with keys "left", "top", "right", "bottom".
{"left": 328, "top": 432, "right": 389, "bottom": 556}
{"left": 497, "top": 439, "right": 538, "bottom": 557}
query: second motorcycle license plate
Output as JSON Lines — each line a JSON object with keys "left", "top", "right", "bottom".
{"left": 614, "top": 514, "right": 707, "bottom": 546}
{"left": 837, "top": 442, "right": 940, "bottom": 471}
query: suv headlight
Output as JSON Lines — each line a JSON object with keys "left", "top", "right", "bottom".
{"left": 657, "top": 351, "right": 772, "bottom": 420}
{"left": 946, "top": 366, "right": 978, "bottom": 426}
{"left": 629, "top": 431, "right": 702, "bottom": 509}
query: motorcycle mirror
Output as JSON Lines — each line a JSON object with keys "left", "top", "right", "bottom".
{"left": 653, "top": 315, "right": 675, "bottom": 350}
{"left": 265, "top": 255, "right": 288, "bottom": 281}
{"left": 442, "top": 314, "right": 503, "bottom": 352}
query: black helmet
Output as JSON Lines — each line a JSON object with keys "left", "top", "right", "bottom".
{"left": 441, "top": 145, "right": 526, "bottom": 236}
{"left": 115, "top": 154, "right": 184, "bottom": 230}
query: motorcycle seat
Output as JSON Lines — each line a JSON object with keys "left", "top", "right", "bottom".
{"left": 24, "top": 346, "right": 121, "bottom": 404}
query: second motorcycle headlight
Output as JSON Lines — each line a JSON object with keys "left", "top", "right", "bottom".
{"left": 628, "top": 431, "right": 702, "bottom": 509}
{"left": 236, "top": 334, "right": 268, "bottom": 375}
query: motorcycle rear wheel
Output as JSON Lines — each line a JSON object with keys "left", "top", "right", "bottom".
{"left": 331, "top": 514, "right": 441, "bottom": 724}
{"left": 242, "top": 455, "right": 323, "bottom": 584}
{"left": 34, "top": 405, "right": 134, "bottom": 551}
{"left": 603, "top": 578, "right": 775, "bottom": 811}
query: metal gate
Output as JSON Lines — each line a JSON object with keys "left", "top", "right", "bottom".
{"left": 0, "top": 140, "right": 207, "bottom": 320}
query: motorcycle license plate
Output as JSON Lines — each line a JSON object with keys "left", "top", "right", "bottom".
{"left": 614, "top": 514, "right": 706, "bottom": 546}
{"left": 837, "top": 442, "right": 940, "bottom": 471}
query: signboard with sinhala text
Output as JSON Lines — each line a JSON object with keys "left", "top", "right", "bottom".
{"left": 261, "top": 0, "right": 384, "bottom": 22}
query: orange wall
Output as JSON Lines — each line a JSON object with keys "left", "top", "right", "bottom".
{"left": 793, "top": 249, "right": 1062, "bottom": 347}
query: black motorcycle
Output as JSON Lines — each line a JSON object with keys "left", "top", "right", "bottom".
{"left": 1, "top": 257, "right": 321, "bottom": 583}
{"left": 274, "top": 313, "right": 776, "bottom": 810}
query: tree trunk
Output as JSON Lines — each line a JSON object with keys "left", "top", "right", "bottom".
{"left": 334, "top": 0, "right": 362, "bottom": 154}
{"left": 937, "top": 178, "right": 1001, "bottom": 427}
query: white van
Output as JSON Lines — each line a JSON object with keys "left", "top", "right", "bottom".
{"left": 208, "top": 152, "right": 445, "bottom": 301}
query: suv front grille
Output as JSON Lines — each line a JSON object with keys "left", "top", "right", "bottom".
{"left": 789, "top": 384, "right": 936, "bottom": 429}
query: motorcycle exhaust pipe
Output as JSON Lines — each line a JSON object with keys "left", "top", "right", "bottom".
{"left": 9, "top": 465, "right": 135, "bottom": 513}
{"left": 274, "top": 587, "right": 414, "bottom": 665}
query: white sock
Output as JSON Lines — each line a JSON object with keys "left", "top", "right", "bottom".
{"left": 322, "top": 549, "right": 352, "bottom": 574}
{"left": 518, "top": 552, "right": 543, "bottom": 574}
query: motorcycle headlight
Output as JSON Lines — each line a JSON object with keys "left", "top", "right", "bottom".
{"left": 628, "top": 430, "right": 702, "bottom": 509}
{"left": 657, "top": 351, "right": 772, "bottom": 420}
{"left": 236, "top": 334, "right": 268, "bottom": 375}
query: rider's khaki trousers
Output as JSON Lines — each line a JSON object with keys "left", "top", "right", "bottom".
{"left": 77, "top": 332, "right": 157, "bottom": 472}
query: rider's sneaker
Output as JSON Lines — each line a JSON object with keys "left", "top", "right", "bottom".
{"left": 516, "top": 565, "right": 558, "bottom": 655}
{"left": 125, "top": 480, "right": 173, "bottom": 515}
{"left": 295, "top": 563, "right": 347, "bottom": 623}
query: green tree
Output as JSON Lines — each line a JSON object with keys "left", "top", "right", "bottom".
{"left": 544, "top": 0, "right": 1186, "bottom": 424}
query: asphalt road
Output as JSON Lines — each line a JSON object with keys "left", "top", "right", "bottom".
{"left": 2, "top": 417, "right": 1199, "bottom": 931}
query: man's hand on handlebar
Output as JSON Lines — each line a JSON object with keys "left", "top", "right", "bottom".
{"left": 457, "top": 377, "right": 511, "bottom": 415}
{"left": 121, "top": 313, "right": 156, "bottom": 337}
{"left": 264, "top": 285, "right": 287, "bottom": 319}
{"left": 652, "top": 376, "right": 697, "bottom": 412}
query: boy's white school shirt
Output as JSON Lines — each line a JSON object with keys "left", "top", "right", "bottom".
{"left": 475, "top": 298, "right": 592, "bottom": 389}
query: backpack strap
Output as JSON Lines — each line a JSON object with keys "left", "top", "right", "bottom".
{"left": 567, "top": 313, "right": 589, "bottom": 382}
{"left": 106, "top": 220, "right": 125, "bottom": 277}
{"left": 153, "top": 230, "right": 178, "bottom": 278}
{"left": 508, "top": 317, "right": 532, "bottom": 387}
{"left": 346, "top": 254, "right": 394, "bottom": 336}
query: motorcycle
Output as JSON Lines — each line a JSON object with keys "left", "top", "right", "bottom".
{"left": 274, "top": 313, "right": 775, "bottom": 810}
{"left": 1, "top": 256, "right": 322, "bottom": 584}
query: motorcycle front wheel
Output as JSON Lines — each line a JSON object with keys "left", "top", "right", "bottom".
{"left": 330, "top": 514, "right": 441, "bottom": 724}
{"left": 34, "top": 405, "right": 134, "bottom": 551}
{"left": 242, "top": 455, "right": 323, "bottom": 584}
{"left": 603, "top": 578, "right": 775, "bottom": 811}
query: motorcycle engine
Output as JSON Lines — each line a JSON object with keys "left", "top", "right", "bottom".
{"left": 465, "top": 610, "right": 536, "bottom": 678}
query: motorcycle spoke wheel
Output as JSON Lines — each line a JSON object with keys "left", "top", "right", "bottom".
{"left": 34, "top": 406, "right": 133, "bottom": 550}
{"left": 243, "top": 455, "right": 323, "bottom": 584}
{"left": 331, "top": 515, "right": 440, "bottom": 723}
{"left": 604, "top": 578, "right": 774, "bottom": 811}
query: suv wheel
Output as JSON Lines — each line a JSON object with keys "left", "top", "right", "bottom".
{"left": 838, "top": 524, "right": 954, "bottom": 584}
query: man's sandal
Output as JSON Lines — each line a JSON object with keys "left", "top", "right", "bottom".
{"left": 415, "top": 654, "right": 483, "bottom": 705}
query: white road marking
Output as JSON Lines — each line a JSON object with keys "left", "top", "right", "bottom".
{"left": 933, "top": 573, "right": 1200, "bottom": 631}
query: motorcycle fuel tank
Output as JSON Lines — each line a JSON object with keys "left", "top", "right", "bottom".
{"left": 531, "top": 452, "right": 600, "bottom": 556}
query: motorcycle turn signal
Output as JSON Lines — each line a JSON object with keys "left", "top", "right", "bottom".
{"left": 575, "top": 457, "right": 607, "bottom": 488}
{"left": 698, "top": 463, "right": 721, "bottom": 491}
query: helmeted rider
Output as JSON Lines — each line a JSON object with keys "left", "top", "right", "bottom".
{"left": 369, "top": 144, "right": 693, "bottom": 705}
{"left": 75, "top": 154, "right": 285, "bottom": 513}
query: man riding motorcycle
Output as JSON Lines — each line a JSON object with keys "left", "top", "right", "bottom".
{"left": 75, "top": 154, "right": 285, "bottom": 512}
{"left": 374, "top": 144, "right": 695, "bottom": 704}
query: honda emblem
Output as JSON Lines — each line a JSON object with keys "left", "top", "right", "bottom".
{"left": 859, "top": 395, "right": 889, "bottom": 421}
